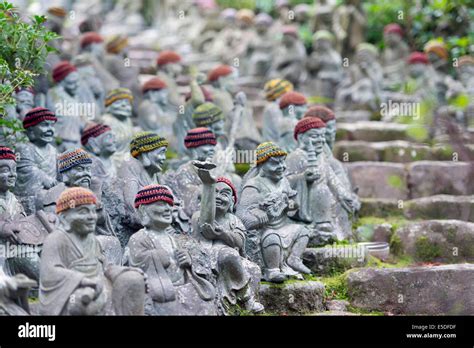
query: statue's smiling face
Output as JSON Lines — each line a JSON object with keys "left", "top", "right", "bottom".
{"left": 142, "top": 201, "right": 173, "bottom": 228}
{"left": 300, "top": 127, "right": 326, "bottom": 153}
{"left": 261, "top": 156, "right": 286, "bottom": 181}
{"left": 63, "top": 204, "right": 97, "bottom": 236}
{"left": 0, "top": 160, "right": 17, "bottom": 191}
{"left": 28, "top": 120, "right": 56, "bottom": 145}
{"left": 62, "top": 71, "right": 80, "bottom": 96}
{"left": 15, "top": 90, "right": 34, "bottom": 110}
{"left": 215, "top": 182, "right": 233, "bottom": 212}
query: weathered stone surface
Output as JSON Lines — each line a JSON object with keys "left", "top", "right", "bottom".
{"left": 311, "top": 310, "right": 360, "bottom": 316}
{"left": 345, "top": 162, "right": 408, "bottom": 199}
{"left": 259, "top": 281, "right": 325, "bottom": 315}
{"left": 303, "top": 246, "right": 368, "bottom": 276}
{"left": 394, "top": 220, "right": 474, "bottom": 262}
{"left": 359, "top": 198, "right": 401, "bottom": 217}
{"left": 326, "top": 299, "right": 349, "bottom": 312}
{"left": 407, "top": 161, "right": 474, "bottom": 198}
{"left": 337, "top": 122, "right": 411, "bottom": 142}
{"left": 333, "top": 141, "right": 380, "bottom": 162}
{"left": 347, "top": 264, "right": 474, "bottom": 315}
{"left": 404, "top": 195, "right": 474, "bottom": 222}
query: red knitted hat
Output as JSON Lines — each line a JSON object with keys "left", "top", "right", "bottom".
{"left": 157, "top": 50, "right": 182, "bottom": 66}
{"left": 81, "top": 122, "right": 112, "bottom": 146}
{"left": 134, "top": 184, "right": 174, "bottom": 208}
{"left": 208, "top": 65, "right": 234, "bottom": 82}
{"left": 23, "top": 107, "right": 57, "bottom": 129}
{"left": 184, "top": 127, "right": 217, "bottom": 149}
{"left": 282, "top": 25, "right": 298, "bottom": 38}
{"left": 408, "top": 52, "right": 429, "bottom": 65}
{"left": 52, "top": 61, "right": 77, "bottom": 83}
{"left": 142, "top": 78, "right": 167, "bottom": 93}
{"left": 294, "top": 117, "right": 326, "bottom": 140}
{"left": 15, "top": 86, "right": 35, "bottom": 95}
{"left": 304, "top": 105, "right": 335, "bottom": 122}
{"left": 80, "top": 32, "right": 104, "bottom": 48}
{"left": 0, "top": 147, "right": 16, "bottom": 161}
{"left": 384, "top": 23, "right": 404, "bottom": 37}
{"left": 216, "top": 177, "right": 237, "bottom": 204}
{"left": 185, "top": 86, "right": 213, "bottom": 102}
{"left": 279, "top": 91, "right": 307, "bottom": 109}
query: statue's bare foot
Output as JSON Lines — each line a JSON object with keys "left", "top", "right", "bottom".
{"left": 263, "top": 269, "right": 287, "bottom": 283}
{"left": 287, "top": 256, "right": 311, "bottom": 274}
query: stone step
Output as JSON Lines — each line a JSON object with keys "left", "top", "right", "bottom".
{"left": 303, "top": 246, "right": 368, "bottom": 276}
{"left": 258, "top": 280, "right": 325, "bottom": 315}
{"left": 337, "top": 121, "right": 415, "bottom": 142}
{"left": 334, "top": 141, "right": 474, "bottom": 162}
{"left": 347, "top": 264, "right": 474, "bottom": 315}
{"left": 359, "top": 195, "right": 474, "bottom": 222}
{"left": 346, "top": 161, "right": 474, "bottom": 200}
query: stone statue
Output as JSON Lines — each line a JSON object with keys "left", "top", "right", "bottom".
{"left": 332, "top": 0, "right": 366, "bottom": 58}
{"left": 311, "top": 0, "right": 335, "bottom": 33}
{"left": 381, "top": 23, "right": 409, "bottom": 91}
{"left": 286, "top": 117, "right": 356, "bottom": 243}
{"left": 46, "top": 61, "right": 90, "bottom": 150}
{"left": 127, "top": 184, "right": 217, "bottom": 315}
{"left": 101, "top": 88, "right": 135, "bottom": 167}
{"left": 156, "top": 50, "right": 185, "bottom": 107}
{"left": 39, "top": 187, "right": 145, "bottom": 315}
{"left": 0, "top": 268, "right": 37, "bottom": 315}
{"left": 247, "top": 13, "right": 274, "bottom": 77}
{"left": 277, "top": 91, "right": 308, "bottom": 152}
{"left": 405, "top": 52, "right": 437, "bottom": 102}
{"left": 306, "top": 30, "right": 343, "bottom": 103}
{"left": 138, "top": 78, "right": 178, "bottom": 150}
{"left": 15, "top": 108, "right": 58, "bottom": 215}
{"left": 191, "top": 162, "right": 264, "bottom": 313}
{"left": 13, "top": 87, "right": 35, "bottom": 121}
{"left": 237, "top": 142, "right": 311, "bottom": 283}
{"left": 269, "top": 26, "right": 307, "bottom": 88}
{"left": 262, "top": 79, "right": 294, "bottom": 143}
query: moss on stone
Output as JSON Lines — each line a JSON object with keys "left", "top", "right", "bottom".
{"left": 346, "top": 305, "right": 384, "bottom": 316}
{"left": 389, "top": 232, "right": 403, "bottom": 256}
{"left": 366, "top": 254, "right": 413, "bottom": 269}
{"left": 415, "top": 236, "right": 442, "bottom": 261}
{"left": 319, "top": 272, "right": 350, "bottom": 301}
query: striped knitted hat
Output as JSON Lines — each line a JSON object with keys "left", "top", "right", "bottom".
{"left": 56, "top": 187, "right": 97, "bottom": 214}
{"left": 294, "top": 117, "right": 326, "bottom": 140}
{"left": 157, "top": 50, "right": 182, "bottom": 66}
{"left": 408, "top": 52, "right": 429, "bottom": 65}
{"left": 52, "top": 61, "right": 77, "bottom": 83}
{"left": 47, "top": 6, "right": 67, "bottom": 18}
{"left": 105, "top": 88, "right": 134, "bottom": 107}
{"left": 304, "top": 105, "right": 335, "bottom": 122}
{"left": 424, "top": 40, "right": 448, "bottom": 60}
{"left": 458, "top": 55, "right": 474, "bottom": 68}
{"left": 263, "top": 79, "right": 293, "bottom": 101}
{"left": 142, "top": 78, "right": 167, "bottom": 94}
{"left": 81, "top": 122, "right": 112, "bottom": 146}
{"left": 216, "top": 177, "right": 237, "bottom": 204}
{"left": 208, "top": 65, "right": 234, "bottom": 82}
{"left": 57, "top": 148, "right": 92, "bottom": 173}
{"left": 184, "top": 128, "right": 217, "bottom": 149}
{"left": 134, "top": 184, "right": 174, "bottom": 208}
{"left": 130, "top": 132, "right": 168, "bottom": 158}
{"left": 192, "top": 102, "right": 224, "bottom": 126}
{"left": 0, "top": 147, "right": 16, "bottom": 161}
{"left": 23, "top": 107, "right": 57, "bottom": 129}
{"left": 80, "top": 32, "right": 104, "bottom": 49}
{"left": 106, "top": 35, "right": 128, "bottom": 54}
{"left": 279, "top": 91, "right": 307, "bottom": 110}
{"left": 384, "top": 23, "right": 403, "bottom": 37}
{"left": 236, "top": 9, "right": 254, "bottom": 24}
{"left": 256, "top": 142, "right": 287, "bottom": 165}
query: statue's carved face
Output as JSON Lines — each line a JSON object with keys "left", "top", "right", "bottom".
{"left": 408, "top": 63, "right": 427, "bottom": 79}
{"left": 314, "top": 38, "right": 332, "bottom": 51}
{"left": 459, "top": 65, "right": 474, "bottom": 85}
{"left": 209, "top": 119, "right": 225, "bottom": 137}
{"left": 219, "top": 72, "right": 237, "bottom": 93}
{"left": 215, "top": 182, "right": 233, "bottom": 212}
{"left": 108, "top": 98, "right": 132, "bottom": 119}
{"left": 0, "top": 160, "right": 17, "bottom": 192}
{"left": 164, "top": 62, "right": 183, "bottom": 78}
{"left": 61, "top": 204, "right": 97, "bottom": 236}
{"left": 299, "top": 127, "right": 326, "bottom": 153}
{"left": 142, "top": 146, "right": 167, "bottom": 173}
{"left": 282, "top": 33, "right": 295, "bottom": 46}
{"left": 427, "top": 52, "right": 444, "bottom": 68}
{"left": 192, "top": 144, "right": 215, "bottom": 162}
{"left": 140, "top": 201, "right": 172, "bottom": 229}
{"left": 384, "top": 32, "right": 401, "bottom": 46}
{"left": 61, "top": 71, "right": 80, "bottom": 96}
{"left": 15, "top": 91, "right": 34, "bottom": 114}
{"left": 27, "top": 120, "right": 55, "bottom": 145}
{"left": 63, "top": 164, "right": 92, "bottom": 188}
{"left": 260, "top": 155, "right": 286, "bottom": 181}
{"left": 87, "top": 42, "right": 105, "bottom": 58}
{"left": 147, "top": 89, "right": 169, "bottom": 104}
{"left": 95, "top": 131, "right": 117, "bottom": 156}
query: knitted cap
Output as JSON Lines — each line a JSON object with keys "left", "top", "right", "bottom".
{"left": 208, "top": 65, "right": 234, "bottom": 82}
{"left": 80, "top": 32, "right": 104, "bottom": 49}
{"left": 142, "top": 78, "right": 167, "bottom": 93}
{"left": 0, "top": 147, "right": 16, "bottom": 161}
{"left": 192, "top": 102, "right": 224, "bottom": 126}
{"left": 255, "top": 13, "right": 272, "bottom": 26}
{"left": 236, "top": 9, "right": 254, "bottom": 24}
{"left": 313, "top": 30, "right": 335, "bottom": 42}
{"left": 221, "top": 8, "right": 237, "bottom": 20}
{"left": 52, "top": 61, "right": 77, "bottom": 83}
{"left": 57, "top": 148, "right": 92, "bottom": 173}
{"left": 458, "top": 55, "right": 474, "bottom": 68}
{"left": 106, "top": 35, "right": 128, "bottom": 54}
{"left": 81, "top": 122, "right": 112, "bottom": 146}
{"left": 279, "top": 91, "right": 307, "bottom": 109}
{"left": 184, "top": 127, "right": 217, "bottom": 149}
{"left": 356, "top": 43, "right": 378, "bottom": 56}
{"left": 304, "top": 105, "right": 335, "bottom": 122}
{"left": 282, "top": 25, "right": 298, "bottom": 38}
{"left": 264, "top": 79, "right": 293, "bottom": 101}
{"left": 23, "top": 107, "right": 57, "bottom": 129}
{"left": 134, "top": 184, "right": 174, "bottom": 208}
{"left": 408, "top": 52, "right": 429, "bottom": 65}
{"left": 47, "top": 6, "right": 67, "bottom": 18}
{"left": 256, "top": 142, "right": 287, "bottom": 165}
{"left": 157, "top": 50, "right": 182, "bottom": 66}
{"left": 105, "top": 88, "right": 133, "bottom": 107}
{"left": 294, "top": 117, "right": 326, "bottom": 140}
{"left": 424, "top": 40, "right": 448, "bottom": 60}
{"left": 130, "top": 132, "right": 168, "bottom": 158}
{"left": 216, "top": 177, "right": 237, "bottom": 204}
{"left": 384, "top": 23, "right": 403, "bottom": 36}
{"left": 56, "top": 187, "right": 97, "bottom": 214}
{"left": 185, "top": 86, "right": 213, "bottom": 102}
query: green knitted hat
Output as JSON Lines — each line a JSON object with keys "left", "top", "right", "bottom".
{"left": 192, "top": 102, "right": 224, "bottom": 127}
{"left": 130, "top": 131, "right": 168, "bottom": 158}
{"left": 313, "top": 30, "right": 335, "bottom": 43}
{"left": 256, "top": 142, "right": 287, "bottom": 165}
